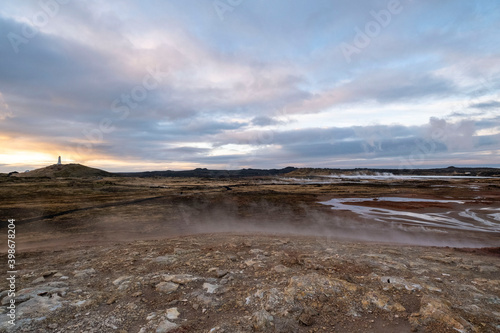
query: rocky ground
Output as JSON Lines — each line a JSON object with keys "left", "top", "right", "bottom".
{"left": 1, "top": 234, "right": 500, "bottom": 333}
{"left": 1, "top": 175, "right": 500, "bottom": 332}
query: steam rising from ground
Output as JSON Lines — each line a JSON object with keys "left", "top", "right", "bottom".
{"left": 71, "top": 194, "right": 500, "bottom": 250}
{"left": 5, "top": 178, "right": 500, "bottom": 251}
{"left": 274, "top": 174, "right": 495, "bottom": 185}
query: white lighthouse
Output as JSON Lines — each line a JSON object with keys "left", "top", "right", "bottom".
{"left": 57, "top": 156, "right": 61, "bottom": 165}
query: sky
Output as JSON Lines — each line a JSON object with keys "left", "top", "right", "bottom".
{"left": 0, "top": 0, "right": 499, "bottom": 172}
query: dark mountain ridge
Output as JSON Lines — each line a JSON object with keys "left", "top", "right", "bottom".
{"left": 7, "top": 164, "right": 500, "bottom": 178}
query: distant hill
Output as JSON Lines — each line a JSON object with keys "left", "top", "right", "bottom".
{"left": 13, "top": 165, "right": 297, "bottom": 179}
{"left": 117, "top": 167, "right": 298, "bottom": 178}
{"left": 16, "top": 164, "right": 113, "bottom": 178}
{"left": 8, "top": 164, "right": 500, "bottom": 179}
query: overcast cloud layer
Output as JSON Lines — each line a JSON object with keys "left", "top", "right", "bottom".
{"left": 0, "top": 0, "right": 499, "bottom": 172}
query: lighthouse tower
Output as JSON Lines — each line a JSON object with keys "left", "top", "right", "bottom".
{"left": 57, "top": 156, "right": 61, "bottom": 165}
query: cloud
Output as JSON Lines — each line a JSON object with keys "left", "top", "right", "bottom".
{"left": 1, "top": 1, "right": 500, "bottom": 171}
{"left": 425, "top": 117, "right": 476, "bottom": 151}
{"left": 0, "top": 92, "right": 12, "bottom": 120}
{"left": 469, "top": 100, "right": 500, "bottom": 109}
{"left": 251, "top": 116, "right": 287, "bottom": 127}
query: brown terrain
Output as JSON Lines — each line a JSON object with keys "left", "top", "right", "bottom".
{"left": 0, "top": 166, "right": 500, "bottom": 332}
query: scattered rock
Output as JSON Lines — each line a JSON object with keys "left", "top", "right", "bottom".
{"left": 5, "top": 293, "right": 64, "bottom": 330}
{"left": 3, "top": 234, "right": 499, "bottom": 332}
{"left": 41, "top": 270, "right": 58, "bottom": 278}
{"left": 73, "top": 268, "right": 96, "bottom": 278}
{"left": 106, "top": 295, "right": 117, "bottom": 305}
{"left": 274, "top": 317, "right": 299, "bottom": 333}
{"left": 423, "top": 284, "right": 442, "bottom": 293}
{"left": 190, "top": 290, "right": 219, "bottom": 308}
{"left": 166, "top": 307, "right": 180, "bottom": 320}
{"left": 203, "top": 283, "right": 219, "bottom": 294}
{"left": 381, "top": 276, "right": 422, "bottom": 291}
{"left": 285, "top": 273, "right": 357, "bottom": 302}
{"left": 273, "top": 265, "right": 291, "bottom": 273}
{"left": 252, "top": 309, "right": 273, "bottom": 331}
{"left": 263, "top": 288, "right": 282, "bottom": 311}
{"left": 153, "top": 255, "right": 177, "bottom": 265}
{"left": 362, "top": 291, "right": 406, "bottom": 312}
{"left": 155, "top": 318, "right": 178, "bottom": 333}
{"left": 215, "top": 269, "right": 228, "bottom": 278}
{"left": 410, "top": 295, "right": 474, "bottom": 332}
{"left": 162, "top": 274, "right": 198, "bottom": 284}
{"left": 244, "top": 259, "right": 258, "bottom": 267}
{"left": 113, "top": 275, "right": 133, "bottom": 286}
{"left": 2, "top": 282, "right": 68, "bottom": 306}
{"left": 298, "top": 307, "right": 318, "bottom": 326}
{"left": 156, "top": 282, "right": 179, "bottom": 294}
{"left": 32, "top": 276, "right": 45, "bottom": 284}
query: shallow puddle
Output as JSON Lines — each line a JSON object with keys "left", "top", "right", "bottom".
{"left": 320, "top": 197, "right": 500, "bottom": 233}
